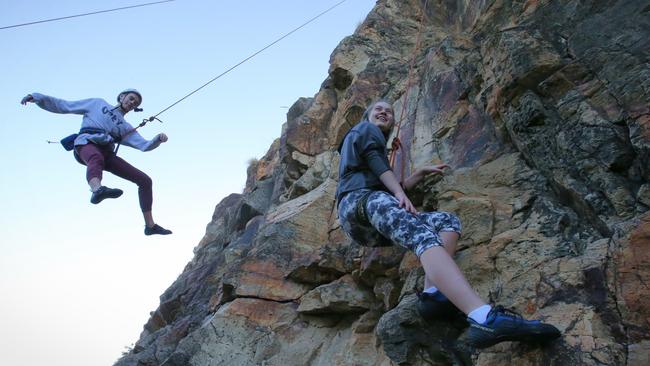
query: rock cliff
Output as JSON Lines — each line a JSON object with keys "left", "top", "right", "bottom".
{"left": 116, "top": 0, "right": 650, "bottom": 365}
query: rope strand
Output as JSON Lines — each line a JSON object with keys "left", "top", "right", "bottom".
{"left": 1, "top": 0, "right": 175, "bottom": 30}
{"left": 151, "top": 0, "right": 348, "bottom": 119}
{"left": 42, "top": 0, "right": 350, "bottom": 149}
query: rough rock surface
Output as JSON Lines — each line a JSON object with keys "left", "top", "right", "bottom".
{"left": 116, "top": 1, "right": 650, "bottom": 365}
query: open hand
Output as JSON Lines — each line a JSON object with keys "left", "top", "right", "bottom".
{"left": 20, "top": 94, "right": 34, "bottom": 105}
{"left": 402, "top": 163, "right": 452, "bottom": 191}
{"left": 419, "top": 164, "right": 450, "bottom": 176}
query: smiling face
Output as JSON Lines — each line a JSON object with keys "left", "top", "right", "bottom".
{"left": 119, "top": 92, "right": 142, "bottom": 113}
{"left": 368, "top": 101, "right": 395, "bottom": 133}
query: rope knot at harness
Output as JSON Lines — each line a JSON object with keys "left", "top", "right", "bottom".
{"left": 139, "top": 116, "right": 164, "bottom": 128}
{"left": 113, "top": 116, "right": 165, "bottom": 154}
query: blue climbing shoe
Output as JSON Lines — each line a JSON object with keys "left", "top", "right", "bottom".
{"left": 466, "top": 306, "right": 561, "bottom": 348}
{"left": 90, "top": 186, "right": 123, "bottom": 204}
{"left": 145, "top": 224, "right": 172, "bottom": 236}
{"left": 416, "top": 290, "right": 462, "bottom": 320}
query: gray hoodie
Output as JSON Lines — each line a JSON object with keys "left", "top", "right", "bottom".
{"left": 336, "top": 121, "right": 392, "bottom": 203}
{"left": 32, "top": 93, "right": 162, "bottom": 152}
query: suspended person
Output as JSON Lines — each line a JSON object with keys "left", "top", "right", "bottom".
{"left": 20, "top": 89, "right": 172, "bottom": 236}
{"left": 336, "top": 100, "right": 561, "bottom": 348}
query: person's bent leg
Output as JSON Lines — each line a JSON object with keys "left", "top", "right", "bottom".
{"left": 417, "top": 216, "right": 561, "bottom": 348}
{"left": 76, "top": 144, "right": 123, "bottom": 204}
{"left": 353, "top": 191, "right": 561, "bottom": 346}
{"left": 76, "top": 144, "right": 105, "bottom": 189}
{"left": 104, "top": 154, "right": 152, "bottom": 213}
{"left": 365, "top": 192, "right": 485, "bottom": 314}
{"left": 105, "top": 155, "right": 171, "bottom": 235}
{"left": 379, "top": 199, "right": 560, "bottom": 347}
{"left": 419, "top": 211, "right": 461, "bottom": 255}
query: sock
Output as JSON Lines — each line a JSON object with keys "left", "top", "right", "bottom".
{"left": 423, "top": 286, "right": 438, "bottom": 294}
{"left": 468, "top": 305, "right": 492, "bottom": 324}
{"left": 423, "top": 286, "right": 448, "bottom": 301}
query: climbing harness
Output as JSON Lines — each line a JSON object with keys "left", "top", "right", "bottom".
{"left": 388, "top": 0, "right": 429, "bottom": 183}
{"left": 59, "top": 127, "right": 108, "bottom": 151}
{"left": 355, "top": 190, "right": 373, "bottom": 226}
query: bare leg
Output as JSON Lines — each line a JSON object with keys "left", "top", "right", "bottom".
{"left": 419, "top": 245, "right": 486, "bottom": 314}
{"left": 424, "top": 231, "right": 458, "bottom": 290}
{"left": 143, "top": 211, "right": 155, "bottom": 228}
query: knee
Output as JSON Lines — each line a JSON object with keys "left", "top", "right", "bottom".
{"left": 85, "top": 153, "right": 104, "bottom": 166}
{"left": 449, "top": 213, "right": 461, "bottom": 227}
{"left": 443, "top": 212, "right": 462, "bottom": 233}
{"left": 138, "top": 174, "right": 152, "bottom": 189}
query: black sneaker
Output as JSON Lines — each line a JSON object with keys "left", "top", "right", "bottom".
{"left": 90, "top": 186, "right": 123, "bottom": 204}
{"left": 466, "top": 306, "right": 561, "bottom": 348}
{"left": 416, "top": 290, "right": 462, "bottom": 320}
{"left": 144, "top": 224, "right": 172, "bottom": 236}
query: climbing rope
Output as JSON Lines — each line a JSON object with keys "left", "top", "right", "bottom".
{"left": 389, "top": 0, "right": 429, "bottom": 183}
{"left": 44, "top": 0, "right": 350, "bottom": 151}
{"left": 125, "top": 0, "right": 348, "bottom": 148}
{"left": 146, "top": 0, "right": 349, "bottom": 122}
{"left": 1, "top": 0, "right": 175, "bottom": 30}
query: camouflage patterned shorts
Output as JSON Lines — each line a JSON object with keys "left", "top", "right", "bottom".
{"left": 338, "top": 189, "right": 462, "bottom": 257}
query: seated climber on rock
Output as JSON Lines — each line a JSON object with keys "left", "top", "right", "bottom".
{"left": 335, "top": 99, "right": 561, "bottom": 348}
{"left": 20, "top": 89, "right": 172, "bottom": 236}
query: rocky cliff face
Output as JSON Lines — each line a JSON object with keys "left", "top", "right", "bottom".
{"left": 116, "top": 1, "right": 650, "bottom": 365}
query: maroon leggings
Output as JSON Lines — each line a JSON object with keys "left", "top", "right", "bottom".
{"left": 75, "top": 143, "right": 153, "bottom": 212}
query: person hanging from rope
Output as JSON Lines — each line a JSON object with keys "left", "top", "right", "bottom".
{"left": 336, "top": 100, "right": 561, "bottom": 348}
{"left": 20, "top": 89, "right": 172, "bottom": 236}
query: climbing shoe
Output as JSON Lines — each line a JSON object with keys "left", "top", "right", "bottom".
{"left": 144, "top": 224, "right": 172, "bottom": 236}
{"left": 466, "top": 306, "right": 561, "bottom": 348}
{"left": 416, "top": 290, "right": 462, "bottom": 320}
{"left": 90, "top": 186, "right": 123, "bottom": 204}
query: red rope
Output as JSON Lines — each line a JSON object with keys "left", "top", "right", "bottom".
{"left": 389, "top": 0, "right": 429, "bottom": 183}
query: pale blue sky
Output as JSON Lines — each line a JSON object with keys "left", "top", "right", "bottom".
{"left": 0, "top": 1, "right": 375, "bottom": 365}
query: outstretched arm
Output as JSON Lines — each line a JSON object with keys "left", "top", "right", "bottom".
{"left": 402, "top": 164, "right": 450, "bottom": 191}
{"left": 20, "top": 93, "right": 96, "bottom": 115}
{"left": 122, "top": 129, "right": 168, "bottom": 152}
